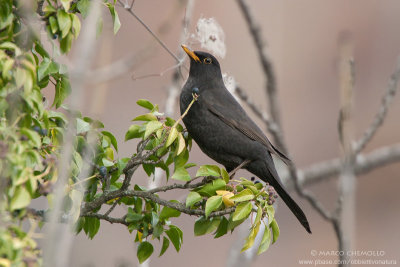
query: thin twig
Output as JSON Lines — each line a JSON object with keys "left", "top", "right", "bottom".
{"left": 236, "top": 0, "right": 285, "bottom": 152}
{"left": 104, "top": 200, "right": 119, "bottom": 217}
{"left": 354, "top": 57, "right": 400, "bottom": 154}
{"left": 117, "top": 0, "right": 182, "bottom": 64}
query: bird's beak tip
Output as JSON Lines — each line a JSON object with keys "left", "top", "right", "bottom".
{"left": 181, "top": 44, "right": 201, "bottom": 63}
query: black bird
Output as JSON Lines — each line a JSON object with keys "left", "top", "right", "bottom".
{"left": 180, "top": 45, "right": 311, "bottom": 234}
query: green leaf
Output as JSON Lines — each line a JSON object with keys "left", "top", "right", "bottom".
{"left": 144, "top": 121, "right": 163, "bottom": 140}
{"left": 159, "top": 236, "right": 170, "bottom": 257}
{"left": 137, "top": 241, "right": 153, "bottom": 264}
{"left": 240, "top": 178, "right": 255, "bottom": 187}
{"left": 171, "top": 167, "right": 190, "bottom": 182}
{"left": 184, "top": 163, "right": 196, "bottom": 169}
{"left": 197, "top": 179, "right": 226, "bottom": 197}
{"left": 60, "top": 0, "right": 72, "bottom": 11}
{"left": 221, "top": 168, "right": 230, "bottom": 183}
{"left": 230, "top": 189, "right": 254, "bottom": 202}
{"left": 101, "top": 131, "right": 118, "bottom": 152}
{"left": 87, "top": 217, "right": 100, "bottom": 239}
{"left": 35, "top": 42, "right": 50, "bottom": 58}
{"left": 214, "top": 216, "right": 229, "bottom": 238}
{"left": 125, "top": 124, "right": 142, "bottom": 141}
{"left": 165, "top": 226, "right": 183, "bottom": 252}
{"left": 15, "top": 68, "right": 26, "bottom": 88}
{"left": 49, "top": 16, "right": 59, "bottom": 34}
{"left": 10, "top": 186, "right": 31, "bottom": 210}
{"left": 76, "top": 118, "right": 91, "bottom": 134}
{"left": 173, "top": 149, "right": 188, "bottom": 169}
{"left": 232, "top": 202, "right": 252, "bottom": 221}
{"left": 159, "top": 202, "right": 181, "bottom": 221}
{"left": 137, "top": 99, "right": 154, "bottom": 110}
{"left": 57, "top": 9, "right": 72, "bottom": 38}
{"left": 165, "top": 127, "right": 178, "bottom": 147}
{"left": 70, "top": 13, "right": 81, "bottom": 39}
{"left": 77, "top": 0, "right": 90, "bottom": 18}
{"left": 241, "top": 222, "right": 260, "bottom": 252}
{"left": 196, "top": 165, "right": 221, "bottom": 177}
{"left": 126, "top": 213, "right": 143, "bottom": 223}
{"left": 185, "top": 192, "right": 202, "bottom": 207}
{"left": 266, "top": 205, "right": 275, "bottom": 225}
{"left": 194, "top": 217, "right": 220, "bottom": 236}
{"left": 53, "top": 75, "right": 71, "bottom": 107}
{"left": 38, "top": 58, "right": 58, "bottom": 81}
{"left": 270, "top": 219, "right": 280, "bottom": 244}
{"left": 176, "top": 133, "right": 186, "bottom": 155}
{"left": 151, "top": 212, "right": 159, "bottom": 227}
{"left": 133, "top": 113, "right": 158, "bottom": 121}
{"left": 102, "top": 158, "right": 114, "bottom": 167}
{"left": 60, "top": 32, "right": 74, "bottom": 54}
{"left": 258, "top": 226, "right": 271, "bottom": 254}
{"left": 105, "top": 147, "right": 114, "bottom": 160}
{"left": 205, "top": 196, "right": 222, "bottom": 218}
{"left": 20, "top": 128, "right": 41, "bottom": 148}
{"left": 254, "top": 205, "right": 262, "bottom": 225}
{"left": 106, "top": 4, "right": 121, "bottom": 34}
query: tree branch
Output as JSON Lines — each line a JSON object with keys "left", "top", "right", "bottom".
{"left": 287, "top": 143, "right": 400, "bottom": 189}
{"left": 236, "top": 0, "right": 285, "bottom": 152}
{"left": 354, "top": 57, "right": 400, "bottom": 154}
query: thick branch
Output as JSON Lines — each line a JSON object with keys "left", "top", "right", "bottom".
{"left": 287, "top": 143, "right": 400, "bottom": 189}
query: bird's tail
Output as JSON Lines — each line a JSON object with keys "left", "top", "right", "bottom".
{"left": 266, "top": 170, "right": 312, "bottom": 234}
{"left": 251, "top": 158, "right": 311, "bottom": 234}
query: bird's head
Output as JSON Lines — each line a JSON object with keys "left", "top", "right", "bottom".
{"left": 181, "top": 45, "right": 222, "bottom": 81}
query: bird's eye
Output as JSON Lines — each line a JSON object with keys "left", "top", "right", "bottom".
{"left": 203, "top": 57, "right": 212, "bottom": 64}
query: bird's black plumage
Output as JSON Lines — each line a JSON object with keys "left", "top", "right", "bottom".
{"left": 180, "top": 45, "right": 311, "bottom": 234}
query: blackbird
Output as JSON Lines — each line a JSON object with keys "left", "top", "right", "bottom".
{"left": 180, "top": 45, "right": 311, "bottom": 234}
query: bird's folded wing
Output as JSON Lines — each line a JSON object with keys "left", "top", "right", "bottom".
{"left": 205, "top": 102, "right": 291, "bottom": 165}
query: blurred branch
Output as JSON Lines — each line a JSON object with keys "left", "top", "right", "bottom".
{"left": 43, "top": 2, "right": 102, "bottom": 267}
{"left": 236, "top": 0, "right": 285, "bottom": 152}
{"left": 286, "top": 143, "right": 400, "bottom": 189}
{"left": 234, "top": 86, "right": 273, "bottom": 128}
{"left": 336, "top": 42, "right": 356, "bottom": 266}
{"left": 354, "top": 57, "right": 400, "bottom": 154}
{"left": 87, "top": 46, "right": 155, "bottom": 84}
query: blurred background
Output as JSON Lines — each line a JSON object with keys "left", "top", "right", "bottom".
{"left": 46, "top": 0, "right": 400, "bottom": 266}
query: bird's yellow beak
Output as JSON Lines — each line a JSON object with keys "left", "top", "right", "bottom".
{"left": 181, "top": 45, "right": 201, "bottom": 63}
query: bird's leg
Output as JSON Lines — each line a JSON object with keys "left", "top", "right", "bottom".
{"left": 229, "top": 159, "right": 252, "bottom": 179}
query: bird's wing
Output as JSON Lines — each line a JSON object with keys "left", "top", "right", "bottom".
{"left": 203, "top": 92, "right": 291, "bottom": 165}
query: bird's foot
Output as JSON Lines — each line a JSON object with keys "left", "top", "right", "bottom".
{"left": 228, "top": 159, "right": 252, "bottom": 179}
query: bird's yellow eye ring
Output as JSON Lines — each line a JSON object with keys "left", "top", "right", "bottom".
{"left": 204, "top": 57, "right": 212, "bottom": 64}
